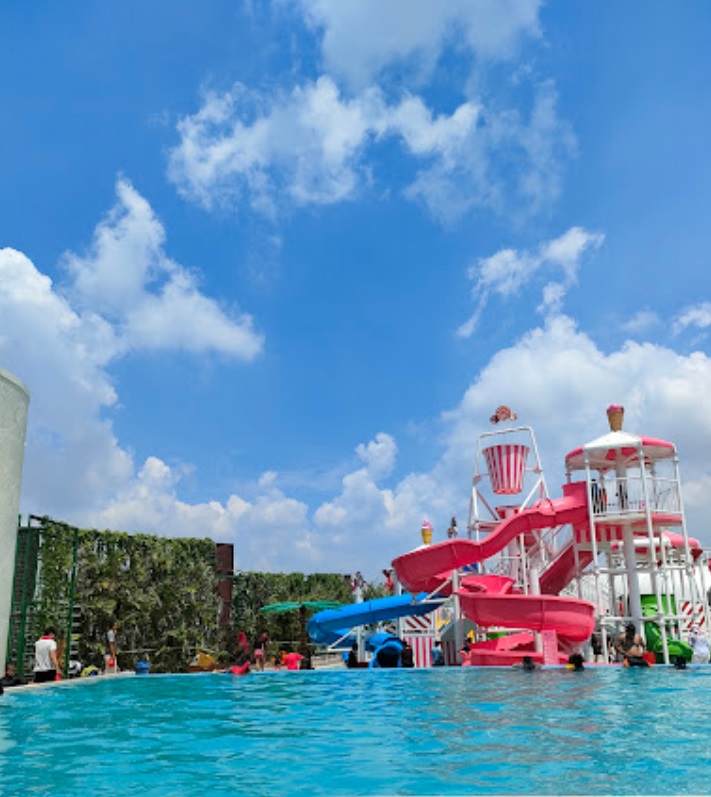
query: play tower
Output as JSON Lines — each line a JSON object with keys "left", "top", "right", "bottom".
{"left": 389, "top": 404, "right": 710, "bottom": 665}
{"left": 562, "top": 405, "right": 709, "bottom": 662}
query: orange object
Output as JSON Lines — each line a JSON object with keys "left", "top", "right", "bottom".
{"left": 107, "top": 658, "right": 115, "bottom": 667}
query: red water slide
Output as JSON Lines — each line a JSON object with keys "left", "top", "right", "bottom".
{"left": 538, "top": 540, "right": 594, "bottom": 596}
{"left": 392, "top": 483, "right": 594, "bottom": 664}
{"left": 392, "top": 482, "right": 589, "bottom": 593}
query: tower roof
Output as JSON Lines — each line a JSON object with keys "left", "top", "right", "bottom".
{"left": 565, "top": 432, "right": 676, "bottom": 471}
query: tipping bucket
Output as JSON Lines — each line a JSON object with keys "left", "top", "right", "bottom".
{"left": 483, "top": 444, "right": 529, "bottom": 495}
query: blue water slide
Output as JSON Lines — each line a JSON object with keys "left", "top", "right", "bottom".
{"left": 307, "top": 593, "right": 441, "bottom": 647}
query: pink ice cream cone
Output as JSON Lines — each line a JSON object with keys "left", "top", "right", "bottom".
{"left": 606, "top": 404, "right": 624, "bottom": 432}
{"left": 421, "top": 518, "right": 433, "bottom": 545}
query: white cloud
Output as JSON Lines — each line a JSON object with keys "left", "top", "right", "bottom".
{"left": 673, "top": 302, "right": 711, "bottom": 335}
{"left": 299, "top": 0, "right": 542, "bottom": 88}
{"left": 0, "top": 180, "right": 263, "bottom": 524}
{"left": 457, "top": 226, "right": 605, "bottom": 337}
{"left": 169, "top": 78, "right": 572, "bottom": 226}
{"left": 622, "top": 310, "right": 660, "bottom": 335}
{"left": 64, "top": 178, "right": 263, "bottom": 359}
{"left": 297, "top": 316, "right": 711, "bottom": 573}
{"left": 6, "top": 232, "right": 711, "bottom": 575}
{"left": 356, "top": 432, "right": 397, "bottom": 479}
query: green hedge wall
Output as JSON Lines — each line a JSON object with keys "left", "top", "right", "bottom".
{"left": 12, "top": 518, "right": 386, "bottom": 674}
{"left": 14, "top": 518, "right": 222, "bottom": 674}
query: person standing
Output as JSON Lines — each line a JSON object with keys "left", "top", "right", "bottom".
{"left": 614, "top": 623, "right": 649, "bottom": 667}
{"left": 346, "top": 643, "right": 359, "bottom": 669}
{"left": 34, "top": 627, "right": 60, "bottom": 683}
{"left": 688, "top": 624, "right": 710, "bottom": 664}
{"left": 107, "top": 621, "right": 119, "bottom": 672}
{"left": 351, "top": 572, "right": 366, "bottom": 602}
{"left": 400, "top": 642, "right": 414, "bottom": 668}
{"left": 254, "top": 631, "right": 269, "bottom": 671}
{"left": 431, "top": 640, "right": 444, "bottom": 667}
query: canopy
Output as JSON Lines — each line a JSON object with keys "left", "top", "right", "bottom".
{"left": 565, "top": 433, "right": 676, "bottom": 471}
{"left": 259, "top": 600, "right": 344, "bottom": 654}
{"left": 259, "top": 600, "right": 343, "bottom": 614}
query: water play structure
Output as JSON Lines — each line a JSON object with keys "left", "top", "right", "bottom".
{"left": 310, "top": 404, "right": 711, "bottom": 666}
{"left": 0, "top": 367, "right": 30, "bottom": 672}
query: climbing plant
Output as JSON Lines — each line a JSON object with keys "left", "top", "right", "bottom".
{"left": 11, "top": 516, "right": 385, "bottom": 675}
{"left": 10, "top": 518, "right": 224, "bottom": 674}
{"left": 232, "top": 571, "right": 354, "bottom": 650}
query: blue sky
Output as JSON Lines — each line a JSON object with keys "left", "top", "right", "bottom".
{"left": 2, "top": 1, "right": 711, "bottom": 577}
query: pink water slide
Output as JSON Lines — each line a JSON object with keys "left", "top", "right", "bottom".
{"left": 392, "top": 482, "right": 589, "bottom": 594}
{"left": 391, "top": 482, "right": 595, "bottom": 657}
{"left": 457, "top": 592, "right": 595, "bottom": 642}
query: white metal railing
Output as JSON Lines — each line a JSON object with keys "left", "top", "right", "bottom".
{"left": 590, "top": 475, "right": 681, "bottom": 517}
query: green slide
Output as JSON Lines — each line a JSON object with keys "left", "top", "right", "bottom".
{"left": 641, "top": 594, "right": 693, "bottom": 663}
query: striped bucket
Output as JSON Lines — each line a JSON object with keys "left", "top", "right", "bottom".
{"left": 483, "top": 444, "right": 529, "bottom": 495}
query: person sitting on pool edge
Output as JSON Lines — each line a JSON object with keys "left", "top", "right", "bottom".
{"left": 614, "top": 623, "right": 650, "bottom": 667}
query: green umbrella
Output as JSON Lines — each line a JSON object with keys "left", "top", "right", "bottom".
{"left": 259, "top": 600, "right": 343, "bottom": 653}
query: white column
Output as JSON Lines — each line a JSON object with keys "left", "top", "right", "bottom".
{"left": 0, "top": 368, "right": 30, "bottom": 673}
{"left": 622, "top": 521, "right": 643, "bottom": 629}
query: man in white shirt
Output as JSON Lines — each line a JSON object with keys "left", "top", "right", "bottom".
{"left": 34, "top": 627, "right": 59, "bottom": 684}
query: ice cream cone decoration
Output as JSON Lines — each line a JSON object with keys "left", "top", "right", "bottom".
{"left": 607, "top": 404, "right": 624, "bottom": 432}
{"left": 490, "top": 405, "right": 518, "bottom": 424}
{"left": 421, "top": 518, "right": 433, "bottom": 545}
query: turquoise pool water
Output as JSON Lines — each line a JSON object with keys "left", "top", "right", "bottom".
{"left": 1, "top": 666, "right": 709, "bottom": 796}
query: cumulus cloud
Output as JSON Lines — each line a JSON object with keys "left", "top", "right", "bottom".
{"left": 169, "top": 78, "right": 572, "bottom": 225}
{"left": 64, "top": 178, "right": 263, "bottom": 359}
{"left": 299, "top": 0, "right": 542, "bottom": 88}
{"left": 457, "top": 226, "right": 605, "bottom": 337}
{"left": 298, "top": 314, "right": 711, "bottom": 573}
{"left": 0, "top": 179, "right": 263, "bottom": 524}
{"left": 356, "top": 432, "right": 397, "bottom": 479}
{"left": 168, "top": 1, "right": 572, "bottom": 226}
{"left": 6, "top": 231, "right": 711, "bottom": 574}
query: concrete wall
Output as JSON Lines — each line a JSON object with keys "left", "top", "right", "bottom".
{"left": 0, "top": 367, "right": 29, "bottom": 671}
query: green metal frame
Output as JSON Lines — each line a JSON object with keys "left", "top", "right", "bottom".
{"left": 6, "top": 516, "right": 78, "bottom": 679}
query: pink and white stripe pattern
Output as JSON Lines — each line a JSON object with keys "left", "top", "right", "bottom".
{"left": 483, "top": 444, "right": 529, "bottom": 495}
{"left": 680, "top": 601, "right": 706, "bottom": 632}
{"left": 403, "top": 635, "right": 434, "bottom": 668}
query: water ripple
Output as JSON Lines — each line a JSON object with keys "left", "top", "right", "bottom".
{"left": 0, "top": 667, "right": 709, "bottom": 795}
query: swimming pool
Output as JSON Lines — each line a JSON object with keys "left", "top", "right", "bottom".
{"left": 1, "top": 666, "right": 709, "bottom": 796}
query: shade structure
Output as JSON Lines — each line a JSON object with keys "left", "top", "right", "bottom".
{"left": 259, "top": 600, "right": 343, "bottom": 614}
{"left": 565, "top": 432, "right": 675, "bottom": 471}
{"left": 259, "top": 600, "right": 344, "bottom": 653}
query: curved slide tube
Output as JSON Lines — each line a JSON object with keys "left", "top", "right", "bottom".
{"left": 392, "top": 482, "right": 589, "bottom": 594}
{"left": 307, "top": 593, "right": 442, "bottom": 647}
{"left": 539, "top": 540, "right": 594, "bottom": 596}
{"left": 641, "top": 594, "right": 693, "bottom": 662}
{"left": 458, "top": 592, "right": 595, "bottom": 643}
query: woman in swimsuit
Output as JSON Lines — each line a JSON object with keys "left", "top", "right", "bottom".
{"left": 615, "top": 623, "right": 650, "bottom": 667}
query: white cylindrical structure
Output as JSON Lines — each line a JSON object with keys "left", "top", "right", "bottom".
{"left": 0, "top": 367, "right": 30, "bottom": 672}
